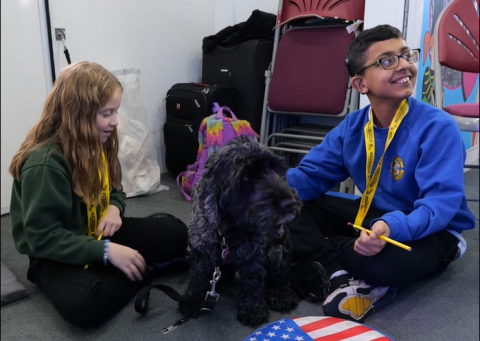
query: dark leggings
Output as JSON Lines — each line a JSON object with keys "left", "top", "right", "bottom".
{"left": 290, "top": 195, "right": 460, "bottom": 287}
{"left": 27, "top": 215, "right": 188, "bottom": 328}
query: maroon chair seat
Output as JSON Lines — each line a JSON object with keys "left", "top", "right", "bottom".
{"left": 444, "top": 103, "right": 479, "bottom": 118}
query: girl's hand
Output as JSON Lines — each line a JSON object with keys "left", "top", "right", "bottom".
{"left": 107, "top": 242, "right": 146, "bottom": 281}
{"left": 354, "top": 220, "right": 390, "bottom": 256}
{"left": 96, "top": 205, "right": 122, "bottom": 238}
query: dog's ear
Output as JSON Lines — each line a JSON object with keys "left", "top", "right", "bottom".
{"left": 193, "top": 151, "right": 225, "bottom": 229}
{"left": 236, "top": 153, "right": 262, "bottom": 181}
{"left": 269, "top": 154, "right": 288, "bottom": 176}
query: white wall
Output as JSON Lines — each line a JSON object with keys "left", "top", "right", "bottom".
{"left": 1, "top": 0, "right": 49, "bottom": 213}
{"left": 48, "top": 0, "right": 215, "bottom": 176}
{"left": 359, "top": 0, "right": 406, "bottom": 109}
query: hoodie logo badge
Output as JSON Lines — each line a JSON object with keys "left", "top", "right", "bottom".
{"left": 390, "top": 156, "right": 404, "bottom": 181}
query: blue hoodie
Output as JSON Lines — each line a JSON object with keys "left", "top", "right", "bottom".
{"left": 287, "top": 96, "right": 475, "bottom": 242}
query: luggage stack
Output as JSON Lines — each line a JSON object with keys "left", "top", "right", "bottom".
{"left": 163, "top": 83, "right": 239, "bottom": 175}
{"left": 163, "top": 10, "right": 276, "bottom": 175}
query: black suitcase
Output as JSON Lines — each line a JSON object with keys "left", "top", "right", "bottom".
{"left": 163, "top": 83, "right": 239, "bottom": 175}
{"left": 201, "top": 39, "right": 274, "bottom": 134}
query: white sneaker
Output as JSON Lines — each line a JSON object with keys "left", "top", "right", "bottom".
{"left": 322, "top": 279, "right": 390, "bottom": 322}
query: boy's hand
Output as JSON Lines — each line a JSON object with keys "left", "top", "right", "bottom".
{"left": 354, "top": 220, "right": 390, "bottom": 256}
{"left": 96, "top": 205, "right": 122, "bottom": 238}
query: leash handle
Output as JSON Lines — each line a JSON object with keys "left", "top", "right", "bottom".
{"left": 134, "top": 283, "right": 187, "bottom": 314}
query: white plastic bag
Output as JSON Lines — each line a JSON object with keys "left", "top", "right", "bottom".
{"left": 111, "top": 68, "right": 168, "bottom": 197}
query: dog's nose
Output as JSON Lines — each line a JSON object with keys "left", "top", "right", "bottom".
{"left": 280, "top": 199, "right": 296, "bottom": 211}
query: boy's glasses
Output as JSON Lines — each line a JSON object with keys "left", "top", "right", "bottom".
{"left": 355, "top": 48, "right": 421, "bottom": 75}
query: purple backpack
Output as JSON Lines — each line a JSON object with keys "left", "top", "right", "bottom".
{"left": 177, "top": 103, "right": 258, "bottom": 202}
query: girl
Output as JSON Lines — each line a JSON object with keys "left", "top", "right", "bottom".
{"left": 9, "top": 61, "right": 188, "bottom": 328}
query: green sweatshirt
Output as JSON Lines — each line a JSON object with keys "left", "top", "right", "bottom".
{"left": 10, "top": 143, "right": 126, "bottom": 265}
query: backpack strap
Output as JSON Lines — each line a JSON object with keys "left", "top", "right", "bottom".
{"left": 176, "top": 171, "right": 192, "bottom": 202}
{"left": 212, "top": 102, "right": 222, "bottom": 114}
{"left": 215, "top": 105, "right": 259, "bottom": 141}
{"left": 215, "top": 106, "right": 238, "bottom": 120}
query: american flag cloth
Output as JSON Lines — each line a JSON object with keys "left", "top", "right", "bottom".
{"left": 243, "top": 316, "right": 393, "bottom": 341}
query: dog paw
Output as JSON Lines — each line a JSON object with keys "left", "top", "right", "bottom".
{"left": 178, "top": 299, "right": 203, "bottom": 318}
{"left": 237, "top": 302, "right": 269, "bottom": 327}
{"left": 290, "top": 261, "right": 328, "bottom": 302}
{"left": 267, "top": 285, "right": 300, "bottom": 313}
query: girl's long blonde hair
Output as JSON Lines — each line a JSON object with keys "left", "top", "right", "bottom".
{"left": 9, "top": 61, "right": 123, "bottom": 205}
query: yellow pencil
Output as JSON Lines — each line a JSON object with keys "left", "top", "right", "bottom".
{"left": 348, "top": 223, "right": 412, "bottom": 251}
{"left": 84, "top": 232, "right": 104, "bottom": 269}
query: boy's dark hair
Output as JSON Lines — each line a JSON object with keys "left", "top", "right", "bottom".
{"left": 346, "top": 25, "right": 404, "bottom": 77}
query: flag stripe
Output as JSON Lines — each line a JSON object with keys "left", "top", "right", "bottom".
{"left": 294, "top": 316, "right": 333, "bottom": 326}
{"left": 369, "top": 337, "right": 393, "bottom": 341}
{"left": 339, "top": 330, "right": 392, "bottom": 341}
{"left": 313, "top": 326, "right": 381, "bottom": 341}
{"left": 307, "top": 320, "right": 370, "bottom": 339}
{"left": 294, "top": 316, "right": 343, "bottom": 332}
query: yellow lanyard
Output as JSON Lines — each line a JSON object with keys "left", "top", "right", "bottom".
{"left": 87, "top": 151, "right": 110, "bottom": 237}
{"left": 354, "top": 100, "right": 409, "bottom": 226}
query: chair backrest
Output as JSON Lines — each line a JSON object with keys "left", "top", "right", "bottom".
{"left": 434, "top": 0, "right": 479, "bottom": 73}
{"left": 276, "top": 0, "right": 365, "bottom": 27}
{"left": 268, "top": 24, "right": 356, "bottom": 116}
{"left": 433, "top": 0, "right": 479, "bottom": 109}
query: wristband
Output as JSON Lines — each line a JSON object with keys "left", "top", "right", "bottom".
{"left": 103, "top": 239, "right": 110, "bottom": 265}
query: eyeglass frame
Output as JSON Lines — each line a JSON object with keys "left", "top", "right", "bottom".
{"left": 354, "top": 48, "right": 422, "bottom": 75}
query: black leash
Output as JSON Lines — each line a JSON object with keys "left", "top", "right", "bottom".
{"left": 136, "top": 212, "right": 225, "bottom": 333}
{"left": 134, "top": 267, "right": 222, "bottom": 334}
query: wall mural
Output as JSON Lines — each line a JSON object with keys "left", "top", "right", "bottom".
{"left": 416, "top": 0, "right": 479, "bottom": 150}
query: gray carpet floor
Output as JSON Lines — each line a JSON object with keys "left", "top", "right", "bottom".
{"left": 1, "top": 170, "right": 478, "bottom": 341}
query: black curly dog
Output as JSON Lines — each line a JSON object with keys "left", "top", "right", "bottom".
{"left": 179, "top": 137, "right": 305, "bottom": 327}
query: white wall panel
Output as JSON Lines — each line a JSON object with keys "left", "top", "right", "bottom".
{"left": 1, "top": 0, "right": 49, "bottom": 212}
{"left": 48, "top": 0, "right": 215, "bottom": 173}
{"left": 359, "top": 0, "right": 406, "bottom": 109}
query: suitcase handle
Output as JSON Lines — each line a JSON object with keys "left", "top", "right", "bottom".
{"left": 188, "top": 83, "right": 210, "bottom": 87}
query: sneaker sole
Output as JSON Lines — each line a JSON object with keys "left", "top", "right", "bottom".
{"left": 323, "top": 286, "right": 389, "bottom": 323}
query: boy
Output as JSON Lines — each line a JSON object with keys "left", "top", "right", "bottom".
{"left": 287, "top": 24, "right": 475, "bottom": 322}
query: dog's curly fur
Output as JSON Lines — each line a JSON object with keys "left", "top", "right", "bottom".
{"left": 179, "top": 137, "right": 302, "bottom": 327}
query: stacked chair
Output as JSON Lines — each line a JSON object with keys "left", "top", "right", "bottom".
{"left": 259, "top": 0, "right": 366, "bottom": 193}
{"left": 433, "top": 0, "right": 479, "bottom": 201}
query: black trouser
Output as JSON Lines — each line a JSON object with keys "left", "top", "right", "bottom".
{"left": 290, "top": 195, "right": 460, "bottom": 288}
{"left": 27, "top": 215, "right": 188, "bottom": 328}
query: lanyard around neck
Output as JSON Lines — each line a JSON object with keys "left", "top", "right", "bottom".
{"left": 87, "top": 151, "right": 110, "bottom": 237}
{"left": 354, "top": 99, "right": 408, "bottom": 227}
